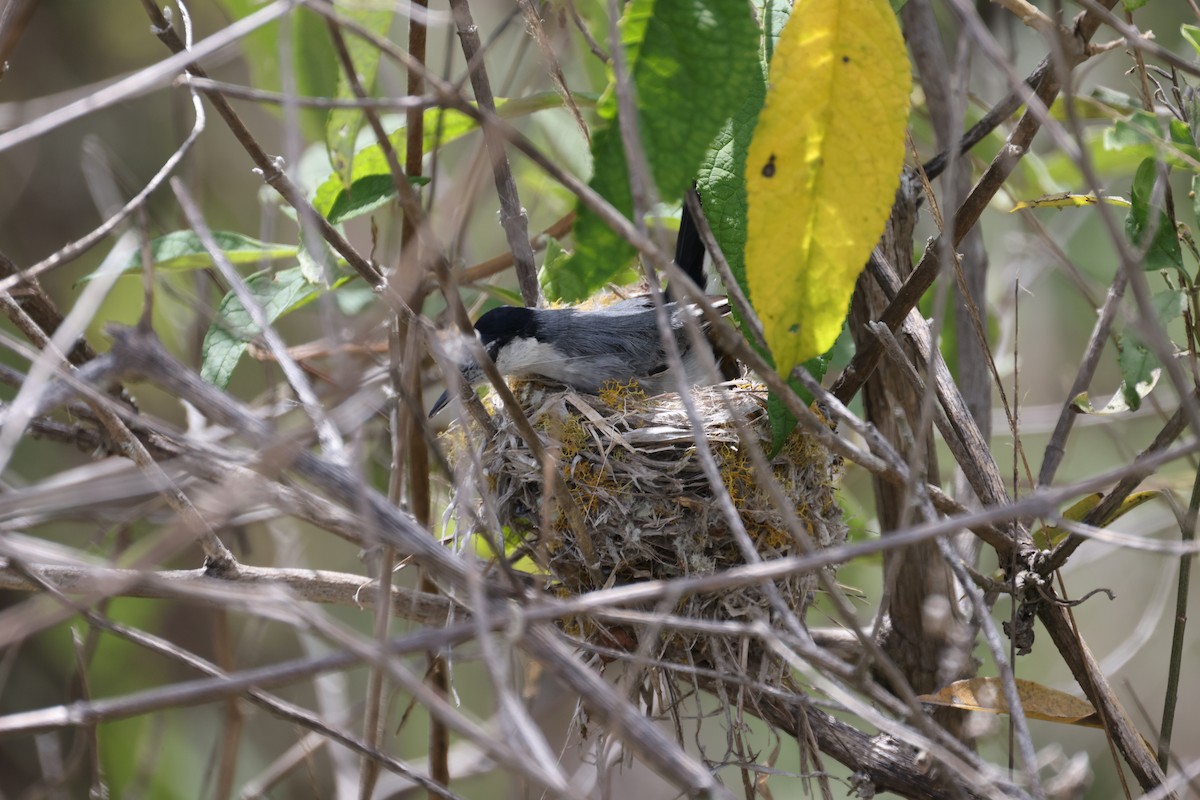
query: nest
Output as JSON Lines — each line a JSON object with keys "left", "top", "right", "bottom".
{"left": 444, "top": 379, "right": 846, "bottom": 678}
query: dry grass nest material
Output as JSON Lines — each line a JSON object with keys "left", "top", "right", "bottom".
{"left": 445, "top": 378, "right": 846, "bottom": 672}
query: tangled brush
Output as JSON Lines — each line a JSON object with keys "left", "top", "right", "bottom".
{"left": 444, "top": 378, "right": 846, "bottom": 678}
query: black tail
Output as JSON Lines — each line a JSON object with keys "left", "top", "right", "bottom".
{"left": 672, "top": 187, "right": 706, "bottom": 293}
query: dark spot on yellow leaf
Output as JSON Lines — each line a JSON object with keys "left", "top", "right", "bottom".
{"left": 762, "top": 154, "right": 776, "bottom": 178}
{"left": 789, "top": 323, "right": 800, "bottom": 334}
{"left": 842, "top": 55, "right": 850, "bottom": 63}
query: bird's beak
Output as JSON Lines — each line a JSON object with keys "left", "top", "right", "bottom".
{"left": 431, "top": 354, "right": 483, "bottom": 418}
{"left": 429, "top": 389, "right": 452, "bottom": 418}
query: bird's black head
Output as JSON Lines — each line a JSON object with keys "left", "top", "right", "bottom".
{"left": 474, "top": 305, "right": 538, "bottom": 358}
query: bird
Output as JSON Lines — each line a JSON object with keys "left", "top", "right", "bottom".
{"left": 430, "top": 193, "right": 731, "bottom": 416}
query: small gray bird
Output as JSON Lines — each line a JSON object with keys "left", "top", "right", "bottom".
{"left": 429, "top": 296, "right": 730, "bottom": 416}
{"left": 430, "top": 190, "right": 731, "bottom": 415}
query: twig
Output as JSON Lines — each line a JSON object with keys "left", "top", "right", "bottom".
{"left": 1073, "top": 0, "right": 1200, "bottom": 79}
{"left": 990, "top": 0, "right": 1064, "bottom": 35}
{"left": 172, "top": 179, "right": 347, "bottom": 463}
{"left": 566, "top": 0, "right": 609, "bottom": 63}
{"left": 0, "top": 0, "right": 38, "bottom": 79}
{"left": 448, "top": 0, "right": 540, "bottom": 307}
{"left": 1044, "top": 393, "right": 1193, "bottom": 572}
{"left": 1038, "top": 597, "right": 1169, "bottom": 797}
{"left": 683, "top": 190, "right": 767, "bottom": 350}
{"left": 517, "top": 0, "right": 590, "bottom": 144}
{"left": 1036, "top": 272, "right": 1129, "bottom": 487}
{"left": 0, "top": 560, "right": 454, "bottom": 625}
{"left": 522, "top": 625, "right": 732, "bottom": 799}
{"left": 0, "top": 564, "right": 465, "bottom": 799}
{"left": 832, "top": 0, "right": 1119, "bottom": 407}
{"left": 933, "top": 535, "right": 1043, "bottom": 796}
{"left": 0, "top": 1, "right": 292, "bottom": 154}
{"left": 102, "top": 325, "right": 470, "bottom": 584}
{"left": 136, "top": 0, "right": 383, "bottom": 288}
{"left": 180, "top": 75, "right": 434, "bottom": 109}
{"left": 0, "top": 72, "right": 208, "bottom": 299}
{"left": 458, "top": 211, "right": 575, "bottom": 286}
{"left": 1158, "top": 462, "right": 1199, "bottom": 768}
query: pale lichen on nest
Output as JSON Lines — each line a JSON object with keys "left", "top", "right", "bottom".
{"left": 444, "top": 378, "right": 846, "bottom": 674}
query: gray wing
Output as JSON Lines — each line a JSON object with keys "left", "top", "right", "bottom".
{"left": 536, "top": 299, "right": 697, "bottom": 391}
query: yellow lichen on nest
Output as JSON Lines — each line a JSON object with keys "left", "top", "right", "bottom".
{"left": 444, "top": 378, "right": 846, "bottom": 676}
{"left": 597, "top": 378, "right": 647, "bottom": 409}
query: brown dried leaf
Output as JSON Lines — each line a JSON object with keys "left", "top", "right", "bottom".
{"left": 919, "top": 678, "right": 1098, "bottom": 726}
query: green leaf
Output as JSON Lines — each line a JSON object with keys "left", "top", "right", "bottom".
{"left": 1151, "top": 287, "right": 1186, "bottom": 326}
{"left": 93, "top": 231, "right": 297, "bottom": 281}
{"left": 1116, "top": 337, "right": 1156, "bottom": 412}
{"left": 325, "top": 6, "right": 393, "bottom": 187}
{"left": 426, "top": 93, "right": 595, "bottom": 149}
{"left": 1184, "top": 24, "right": 1200, "bottom": 58}
{"left": 1032, "top": 489, "right": 1159, "bottom": 550}
{"left": 214, "top": 0, "right": 282, "bottom": 91}
{"left": 764, "top": 322, "right": 849, "bottom": 454}
{"left": 1126, "top": 158, "right": 1183, "bottom": 273}
{"left": 547, "top": 0, "right": 761, "bottom": 302}
{"left": 311, "top": 94, "right": 584, "bottom": 223}
{"left": 1104, "top": 111, "right": 1158, "bottom": 152}
{"left": 297, "top": 232, "right": 337, "bottom": 285}
{"left": 1170, "top": 118, "right": 1195, "bottom": 149}
{"left": 292, "top": 7, "right": 340, "bottom": 143}
{"left": 1071, "top": 370, "right": 1160, "bottom": 415}
{"left": 694, "top": 0, "right": 804, "bottom": 445}
{"left": 758, "top": 0, "right": 792, "bottom": 66}
{"left": 538, "top": 237, "right": 571, "bottom": 292}
{"left": 334, "top": 283, "right": 376, "bottom": 316}
{"left": 1192, "top": 173, "right": 1200, "bottom": 224}
{"left": 218, "top": 2, "right": 339, "bottom": 142}
{"left": 767, "top": 352, "right": 830, "bottom": 455}
{"left": 1087, "top": 87, "right": 1140, "bottom": 114}
{"left": 1121, "top": 0, "right": 1148, "bottom": 9}
{"left": 1104, "top": 111, "right": 1200, "bottom": 167}
{"left": 691, "top": 0, "right": 790, "bottom": 338}
{"left": 1112, "top": 289, "right": 1184, "bottom": 412}
{"left": 477, "top": 284, "right": 526, "bottom": 307}
{"left": 200, "top": 266, "right": 351, "bottom": 387}
{"left": 322, "top": 173, "right": 430, "bottom": 225}
{"left": 473, "top": 526, "right": 545, "bottom": 574}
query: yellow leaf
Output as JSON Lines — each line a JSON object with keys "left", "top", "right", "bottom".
{"left": 1103, "top": 490, "right": 1160, "bottom": 523}
{"left": 1032, "top": 490, "right": 1161, "bottom": 550}
{"left": 472, "top": 529, "right": 546, "bottom": 575}
{"left": 919, "top": 678, "right": 1098, "bottom": 726}
{"left": 1010, "top": 192, "right": 1131, "bottom": 211}
{"left": 1033, "top": 492, "right": 1102, "bottom": 550}
{"left": 745, "top": 0, "right": 910, "bottom": 375}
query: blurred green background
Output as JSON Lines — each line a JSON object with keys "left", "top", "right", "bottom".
{"left": 1, "top": 0, "right": 1199, "bottom": 797}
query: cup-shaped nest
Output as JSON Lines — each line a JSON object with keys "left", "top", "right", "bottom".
{"left": 443, "top": 379, "right": 846, "bottom": 676}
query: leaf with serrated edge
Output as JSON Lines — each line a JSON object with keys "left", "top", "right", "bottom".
{"left": 88, "top": 231, "right": 296, "bottom": 283}
{"left": 312, "top": 94, "right": 579, "bottom": 224}
{"left": 325, "top": 6, "right": 392, "bottom": 189}
{"left": 745, "top": 0, "right": 910, "bottom": 375}
{"left": 547, "top": 0, "right": 761, "bottom": 302}
{"left": 201, "top": 267, "right": 351, "bottom": 387}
